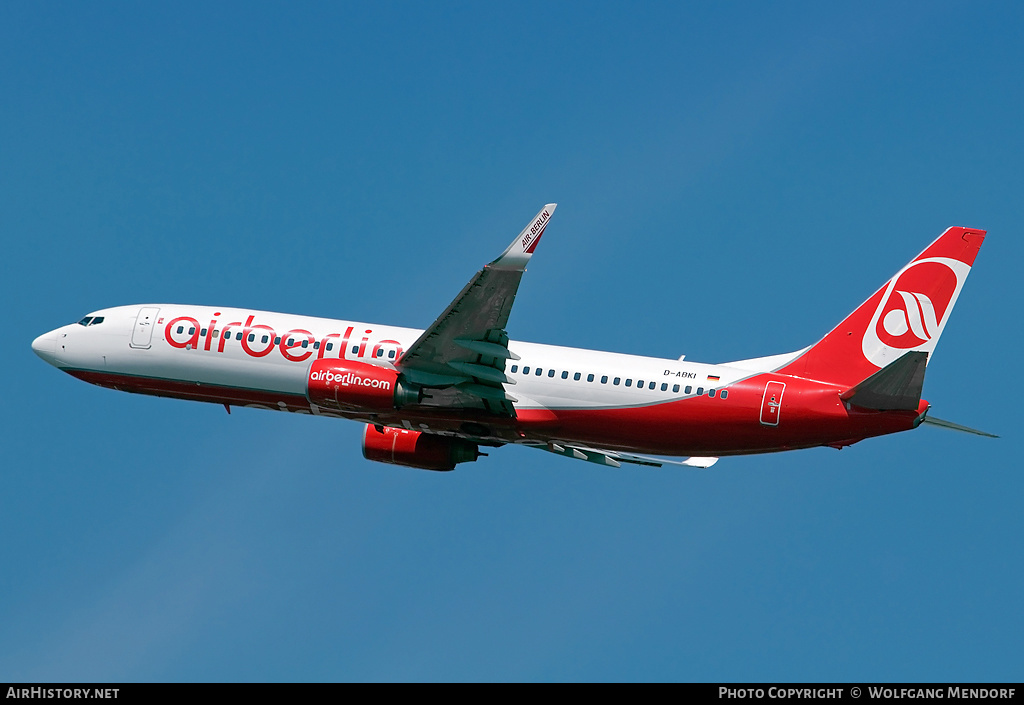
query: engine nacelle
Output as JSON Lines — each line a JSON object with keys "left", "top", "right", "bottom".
{"left": 362, "top": 425, "right": 481, "bottom": 472}
{"left": 306, "top": 359, "right": 420, "bottom": 411}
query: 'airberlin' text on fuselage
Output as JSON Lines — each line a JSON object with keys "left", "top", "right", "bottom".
{"left": 163, "top": 313, "right": 404, "bottom": 364}
{"left": 309, "top": 369, "right": 392, "bottom": 389}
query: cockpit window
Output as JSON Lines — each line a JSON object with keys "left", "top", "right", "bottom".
{"left": 77, "top": 316, "right": 104, "bottom": 327}
{"left": 78, "top": 317, "right": 93, "bottom": 326}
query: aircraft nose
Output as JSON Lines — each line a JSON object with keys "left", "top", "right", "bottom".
{"left": 31, "top": 330, "right": 58, "bottom": 366}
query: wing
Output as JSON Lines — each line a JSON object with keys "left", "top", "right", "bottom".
{"left": 397, "top": 204, "right": 556, "bottom": 416}
{"left": 527, "top": 441, "right": 719, "bottom": 469}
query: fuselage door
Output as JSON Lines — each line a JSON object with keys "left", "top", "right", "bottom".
{"left": 130, "top": 307, "right": 160, "bottom": 349}
{"left": 760, "top": 380, "right": 786, "bottom": 426}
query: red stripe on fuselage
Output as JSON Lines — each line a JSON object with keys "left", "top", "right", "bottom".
{"left": 66, "top": 368, "right": 923, "bottom": 456}
{"left": 513, "top": 373, "right": 923, "bottom": 456}
{"left": 67, "top": 368, "right": 311, "bottom": 411}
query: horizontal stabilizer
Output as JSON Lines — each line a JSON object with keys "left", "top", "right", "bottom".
{"left": 840, "top": 351, "right": 927, "bottom": 410}
{"left": 922, "top": 414, "right": 998, "bottom": 438}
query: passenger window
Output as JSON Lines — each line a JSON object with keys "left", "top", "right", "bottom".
{"left": 613, "top": 377, "right": 621, "bottom": 385}
{"left": 511, "top": 365, "right": 518, "bottom": 373}
{"left": 313, "top": 341, "right": 320, "bottom": 349}
{"left": 548, "top": 369, "right": 555, "bottom": 377}
{"left": 302, "top": 340, "right": 309, "bottom": 349}
{"left": 523, "top": 366, "right": 530, "bottom": 374}
{"left": 672, "top": 384, "right": 679, "bottom": 393}
{"left": 601, "top": 376, "right": 608, "bottom": 384}
{"left": 237, "top": 332, "right": 244, "bottom": 340}
{"left": 351, "top": 346, "right": 358, "bottom": 354}
{"left": 574, "top": 372, "right": 581, "bottom": 381}
{"left": 248, "top": 334, "right": 255, "bottom": 342}
{"left": 561, "top": 371, "right": 568, "bottom": 379}
{"left": 709, "top": 389, "right": 716, "bottom": 397}
{"left": 625, "top": 379, "right": 632, "bottom": 387}
{"left": 189, "top": 328, "right": 196, "bottom": 335}
{"left": 720, "top": 390, "right": 728, "bottom": 400}
{"left": 587, "top": 374, "right": 594, "bottom": 382}
{"left": 201, "top": 328, "right": 207, "bottom": 336}
{"left": 326, "top": 343, "right": 334, "bottom": 351}
{"left": 661, "top": 383, "right": 668, "bottom": 391}
{"left": 287, "top": 338, "right": 294, "bottom": 346}
{"left": 637, "top": 380, "right": 644, "bottom": 388}
{"left": 177, "top": 326, "right": 184, "bottom": 334}
{"left": 685, "top": 386, "right": 692, "bottom": 394}
{"left": 262, "top": 336, "right": 269, "bottom": 344}
{"left": 388, "top": 350, "right": 396, "bottom": 359}
{"left": 535, "top": 368, "right": 543, "bottom": 376}
{"left": 696, "top": 387, "right": 704, "bottom": 395}
{"left": 648, "top": 381, "right": 655, "bottom": 389}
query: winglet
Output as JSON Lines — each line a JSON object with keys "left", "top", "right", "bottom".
{"left": 489, "top": 204, "right": 557, "bottom": 270}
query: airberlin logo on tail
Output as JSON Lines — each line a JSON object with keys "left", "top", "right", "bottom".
{"left": 862, "top": 257, "right": 970, "bottom": 367}
{"left": 309, "top": 369, "right": 392, "bottom": 390}
{"left": 882, "top": 291, "right": 939, "bottom": 344}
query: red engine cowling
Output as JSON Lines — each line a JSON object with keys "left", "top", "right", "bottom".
{"left": 307, "top": 359, "right": 420, "bottom": 411}
{"left": 362, "top": 425, "right": 481, "bottom": 471}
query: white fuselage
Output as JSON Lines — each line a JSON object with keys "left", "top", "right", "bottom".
{"left": 38, "top": 304, "right": 752, "bottom": 413}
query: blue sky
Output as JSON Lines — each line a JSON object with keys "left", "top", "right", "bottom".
{"left": 2, "top": 1, "right": 1021, "bottom": 681}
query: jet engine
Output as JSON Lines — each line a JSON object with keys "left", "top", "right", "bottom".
{"left": 362, "top": 425, "right": 481, "bottom": 471}
{"left": 306, "top": 359, "right": 421, "bottom": 411}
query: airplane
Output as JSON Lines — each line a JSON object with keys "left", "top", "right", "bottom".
{"left": 31, "top": 204, "right": 995, "bottom": 471}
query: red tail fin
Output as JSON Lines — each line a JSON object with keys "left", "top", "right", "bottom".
{"left": 777, "top": 227, "right": 986, "bottom": 387}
